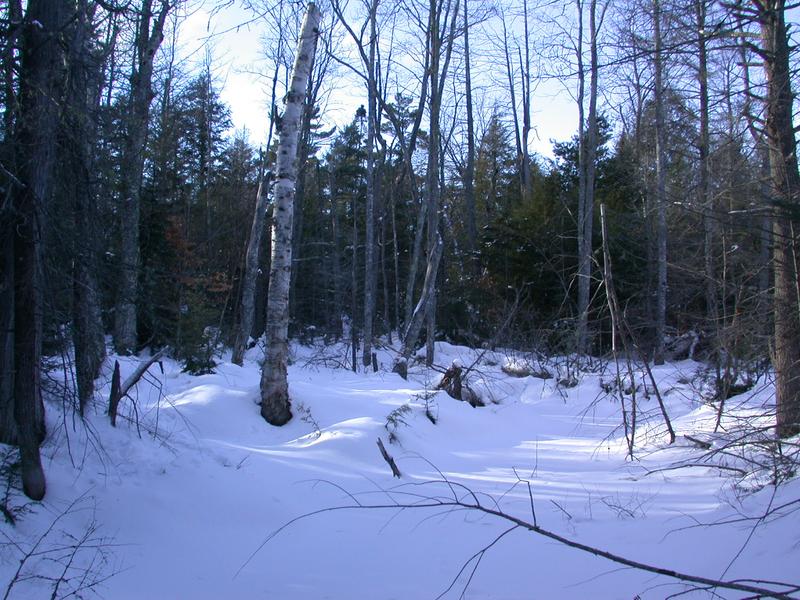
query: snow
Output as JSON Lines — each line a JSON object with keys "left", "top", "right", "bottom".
{"left": 1, "top": 341, "right": 798, "bottom": 599}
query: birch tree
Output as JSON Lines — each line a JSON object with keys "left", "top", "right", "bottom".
{"left": 260, "top": 2, "right": 322, "bottom": 426}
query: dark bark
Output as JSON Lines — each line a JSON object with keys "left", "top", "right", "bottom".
{"left": 66, "top": 0, "right": 106, "bottom": 413}
{"left": 0, "top": 204, "right": 16, "bottom": 445}
{"left": 233, "top": 175, "right": 270, "bottom": 365}
{"left": 234, "top": 57, "right": 282, "bottom": 365}
{"left": 362, "top": 0, "right": 379, "bottom": 368}
{"left": 0, "top": 0, "right": 23, "bottom": 450}
{"left": 9, "top": 0, "right": 69, "bottom": 500}
{"left": 462, "top": 0, "right": 477, "bottom": 274}
{"left": 755, "top": 0, "right": 800, "bottom": 437}
{"left": 652, "top": 0, "right": 668, "bottom": 365}
{"left": 113, "top": 0, "right": 170, "bottom": 354}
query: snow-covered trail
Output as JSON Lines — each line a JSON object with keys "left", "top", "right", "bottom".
{"left": 2, "top": 343, "right": 798, "bottom": 599}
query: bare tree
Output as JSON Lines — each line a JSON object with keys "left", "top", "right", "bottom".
{"left": 362, "top": 0, "right": 380, "bottom": 370}
{"left": 113, "top": 0, "right": 172, "bottom": 355}
{"left": 462, "top": 0, "right": 477, "bottom": 266}
{"left": 260, "top": 2, "right": 322, "bottom": 426}
{"left": 232, "top": 25, "right": 286, "bottom": 366}
{"left": 576, "top": 0, "right": 604, "bottom": 354}
{"left": 652, "top": 0, "right": 668, "bottom": 365}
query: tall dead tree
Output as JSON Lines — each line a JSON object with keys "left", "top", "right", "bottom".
{"left": 395, "top": 0, "right": 460, "bottom": 374}
{"left": 113, "top": 0, "right": 171, "bottom": 354}
{"left": 652, "top": 0, "right": 668, "bottom": 365}
{"left": 362, "top": 0, "right": 380, "bottom": 370}
{"left": 260, "top": 2, "right": 321, "bottom": 426}
{"left": 232, "top": 174, "right": 270, "bottom": 366}
{"left": 462, "top": 0, "right": 477, "bottom": 265}
{"left": 233, "top": 43, "right": 285, "bottom": 366}
{"left": 576, "top": 0, "right": 603, "bottom": 354}
{"left": 696, "top": 0, "right": 716, "bottom": 330}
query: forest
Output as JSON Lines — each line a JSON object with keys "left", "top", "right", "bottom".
{"left": 0, "top": 0, "right": 799, "bottom": 597}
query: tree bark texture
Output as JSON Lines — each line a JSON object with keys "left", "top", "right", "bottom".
{"left": 0, "top": 205, "right": 16, "bottom": 445}
{"left": 233, "top": 176, "right": 270, "bottom": 365}
{"left": 362, "top": 0, "right": 379, "bottom": 368}
{"left": 260, "top": 2, "right": 321, "bottom": 426}
{"left": 9, "top": 0, "right": 68, "bottom": 500}
{"left": 756, "top": 0, "right": 800, "bottom": 437}
{"left": 652, "top": 0, "right": 668, "bottom": 365}
{"left": 696, "top": 0, "right": 716, "bottom": 329}
{"left": 234, "top": 58, "right": 282, "bottom": 365}
{"left": 66, "top": 0, "right": 106, "bottom": 413}
{"left": 0, "top": 0, "right": 22, "bottom": 445}
{"left": 576, "top": 0, "right": 599, "bottom": 355}
{"left": 113, "top": 0, "right": 170, "bottom": 354}
{"left": 463, "top": 0, "right": 477, "bottom": 265}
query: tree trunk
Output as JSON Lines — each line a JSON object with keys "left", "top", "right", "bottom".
{"left": 329, "top": 169, "right": 344, "bottom": 337}
{"left": 755, "top": 0, "right": 800, "bottom": 437}
{"left": 113, "top": 0, "right": 170, "bottom": 355}
{"left": 234, "top": 59, "right": 282, "bottom": 365}
{"left": 696, "top": 0, "right": 715, "bottom": 330}
{"left": 404, "top": 198, "right": 427, "bottom": 329}
{"left": 67, "top": 0, "right": 106, "bottom": 413}
{"left": 520, "top": 0, "right": 532, "bottom": 203}
{"left": 575, "top": 0, "right": 587, "bottom": 352}
{"left": 581, "top": 0, "right": 599, "bottom": 354}
{"left": 652, "top": 0, "right": 668, "bottom": 365}
{"left": 260, "top": 2, "right": 321, "bottom": 426}
{"left": 396, "top": 0, "right": 460, "bottom": 370}
{"left": 362, "top": 0, "right": 379, "bottom": 368}
{"left": 10, "top": 0, "right": 68, "bottom": 500}
{"left": 233, "top": 176, "right": 270, "bottom": 365}
{"left": 0, "top": 205, "right": 16, "bottom": 445}
{"left": 463, "top": 0, "right": 477, "bottom": 266}
{"left": 0, "top": 0, "right": 21, "bottom": 446}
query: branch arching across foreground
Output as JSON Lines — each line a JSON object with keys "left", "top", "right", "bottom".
{"left": 239, "top": 473, "right": 800, "bottom": 599}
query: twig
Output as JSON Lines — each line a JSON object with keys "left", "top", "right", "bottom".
{"left": 376, "top": 438, "right": 402, "bottom": 478}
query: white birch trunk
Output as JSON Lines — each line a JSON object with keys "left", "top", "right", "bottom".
{"left": 260, "top": 2, "right": 321, "bottom": 426}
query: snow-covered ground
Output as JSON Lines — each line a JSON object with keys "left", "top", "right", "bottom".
{"left": 1, "top": 341, "right": 798, "bottom": 599}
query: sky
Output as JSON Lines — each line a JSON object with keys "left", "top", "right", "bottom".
{"left": 179, "top": 3, "right": 579, "bottom": 160}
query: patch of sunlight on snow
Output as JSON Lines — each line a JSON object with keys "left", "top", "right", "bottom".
{"left": 439, "top": 468, "right": 638, "bottom": 497}
{"left": 518, "top": 438, "right": 607, "bottom": 452}
{"left": 163, "top": 386, "right": 250, "bottom": 408}
{"left": 288, "top": 429, "right": 354, "bottom": 448}
{"left": 167, "top": 387, "right": 219, "bottom": 407}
